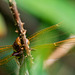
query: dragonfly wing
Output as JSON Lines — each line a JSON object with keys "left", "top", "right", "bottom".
{"left": 29, "top": 22, "right": 71, "bottom": 47}
{"left": 0, "top": 55, "right": 14, "bottom": 65}
{"left": 28, "top": 22, "right": 62, "bottom": 41}
{"left": 31, "top": 38, "right": 75, "bottom": 59}
{"left": 31, "top": 43, "right": 56, "bottom": 59}
{"left": 0, "top": 45, "right": 17, "bottom": 66}
{"left": 0, "top": 45, "right": 12, "bottom": 52}
{"left": 0, "top": 46, "right": 19, "bottom": 75}
{"left": 0, "top": 55, "right": 19, "bottom": 75}
{"left": 0, "top": 45, "right": 12, "bottom": 48}
{"left": 0, "top": 46, "right": 13, "bottom": 64}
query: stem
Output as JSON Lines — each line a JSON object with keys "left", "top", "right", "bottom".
{"left": 8, "top": 0, "right": 29, "bottom": 55}
{"left": 8, "top": 0, "right": 33, "bottom": 75}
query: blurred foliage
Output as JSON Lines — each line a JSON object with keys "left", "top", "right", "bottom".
{"left": 0, "top": 0, "right": 75, "bottom": 75}
{"left": 0, "top": 14, "right": 7, "bottom": 38}
{"left": 16, "top": 0, "right": 75, "bottom": 34}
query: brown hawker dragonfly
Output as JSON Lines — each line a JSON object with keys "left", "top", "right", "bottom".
{"left": 0, "top": 22, "right": 75, "bottom": 66}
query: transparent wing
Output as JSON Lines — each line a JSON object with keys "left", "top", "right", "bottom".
{"left": 0, "top": 55, "right": 14, "bottom": 65}
{"left": 0, "top": 45, "right": 12, "bottom": 52}
{"left": 31, "top": 38, "right": 75, "bottom": 59}
{"left": 0, "top": 45, "right": 12, "bottom": 48}
{"left": 28, "top": 22, "right": 62, "bottom": 41}
{"left": 0, "top": 45, "right": 15, "bottom": 65}
{"left": 29, "top": 22, "right": 71, "bottom": 47}
{"left": 0, "top": 45, "right": 19, "bottom": 75}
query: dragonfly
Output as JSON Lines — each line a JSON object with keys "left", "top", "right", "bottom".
{"left": 0, "top": 22, "right": 75, "bottom": 66}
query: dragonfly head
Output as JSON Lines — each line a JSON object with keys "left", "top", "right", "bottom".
{"left": 13, "top": 37, "right": 22, "bottom": 52}
{"left": 15, "top": 37, "right": 21, "bottom": 46}
{"left": 13, "top": 37, "right": 30, "bottom": 53}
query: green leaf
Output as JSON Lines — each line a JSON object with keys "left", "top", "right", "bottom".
{"left": 16, "top": 0, "right": 75, "bottom": 34}
{"left": 0, "top": 14, "right": 7, "bottom": 37}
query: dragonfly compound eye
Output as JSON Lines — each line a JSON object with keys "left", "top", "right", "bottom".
{"left": 15, "top": 37, "right": 21, "bottom": 46}
{"left": 13, "top": 37, "right": 22, "bottom": 51}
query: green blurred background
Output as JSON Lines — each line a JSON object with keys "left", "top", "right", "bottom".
{"left": 0, "top": 0, "right": 75, "bottom": 75}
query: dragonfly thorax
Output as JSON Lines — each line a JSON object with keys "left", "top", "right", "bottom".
{"left": 13, "top": 37, "right": 22, "bottom": 53}
{"left": 12, "top": 37, "right": 30, "bottom": 56}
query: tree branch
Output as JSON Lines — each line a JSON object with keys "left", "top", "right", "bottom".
{"left": 9, "top": 0, "right": 30, "bottom": 55}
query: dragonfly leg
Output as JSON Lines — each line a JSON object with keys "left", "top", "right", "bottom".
{"left": 12, "top": 50, "right": 24, "bottom": 57}
{"left": 12, "top": 52, "right": 20, "bottom": 56}
{"left": 20, "top": 54, "right": 25, "bottom": 65}
{"left": 14, "top": 58, "right": 20, "bottom": 66}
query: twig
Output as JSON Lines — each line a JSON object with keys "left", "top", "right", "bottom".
{"left": 44, "top": 36, "right": 75, "bottom": 69}
{"left": 8, "top": 0, "right": 33, "bottom": 74}
{"left": 9, "top": 0, "right": 30, "bottom": 55}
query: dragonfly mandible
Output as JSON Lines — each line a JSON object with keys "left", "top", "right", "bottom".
{"left": 0, "top": 22, "right": 75, "bottom": 66}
